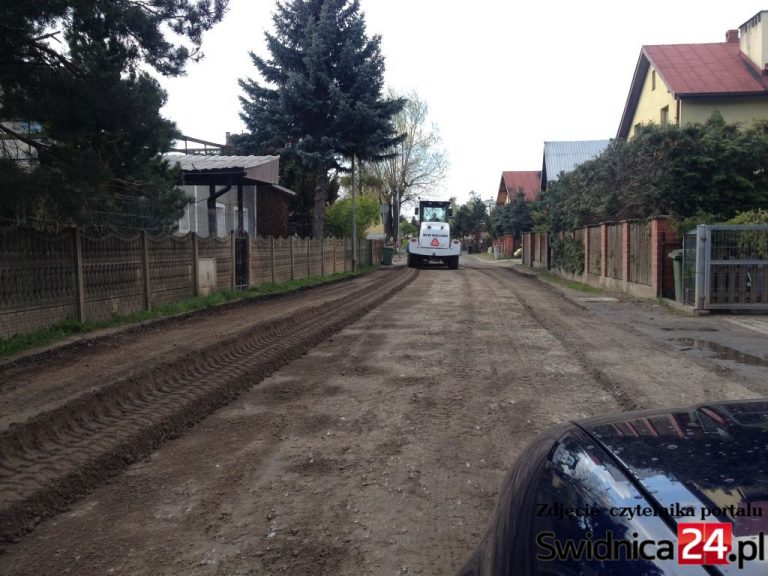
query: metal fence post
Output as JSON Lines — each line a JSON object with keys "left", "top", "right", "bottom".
{"left": 695, "top": 225, "right": 709, "bottom": 310}
{"left": 73, "top": 228, "right": 86, "bottom": 323}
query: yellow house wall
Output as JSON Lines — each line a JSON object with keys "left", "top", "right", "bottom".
{"left": 630, "top": 66, "right": 676, "bottom": 137}
{"left": 680, "top": 97, "right": 768, "bottom": 126}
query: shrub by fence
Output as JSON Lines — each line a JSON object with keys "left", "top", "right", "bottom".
{"left": 0, "top": 228, "right": 380, "bottom": 339}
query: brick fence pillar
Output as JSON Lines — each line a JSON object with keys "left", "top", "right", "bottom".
{"left": 600, "top": 223, "right": 608, "bottom": 278}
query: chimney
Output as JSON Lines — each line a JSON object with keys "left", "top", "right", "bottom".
{"left": 726, "top": 29, "right": 739, "bottom": 43}
{"left": 739, "top": 11, "right": 768, "bottom": 70}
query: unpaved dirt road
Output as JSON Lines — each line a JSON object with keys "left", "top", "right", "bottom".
{"left": 1, "top": 256, "right": 767, "bottom": 575}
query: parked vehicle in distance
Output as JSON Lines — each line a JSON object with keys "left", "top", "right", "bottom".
{"left": 458, "top": 399, "right": 768, "bottom": 576}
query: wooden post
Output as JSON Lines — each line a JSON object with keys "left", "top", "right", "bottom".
{"left": 622, "top": 221, "right": 631, "bottom": 282}
{"left": 307, "top": 238, "right": 311, "bottom": 278}
{"left": 141, "top": 230, "right": 151, "bottom": 311}
{"left": 600, "top": 223, "right": 609, "bottom": 278}
{"left": 245, "top": 232, "right": 251, "bottom": 288}
{"left": 583, "top": 226, "right": 589, "bottom": 276}
{"left": 367, "top": 239, "right": 372, "bottom": 266}
{"left": 270, "top": 236, "right": 276, "bottom": 284}
{"left": 237, "top": 183, "right": 244, "bottom": 232}
{"left": 208, "top": 184, "right": 217, "bottom": 237}
{"left": 73, "top": 229, "right": 86, "bottom": 323}
{"left": 192, "top": 233, "right": 200, "bottom": 296}
{"left": 290, "top": 236, "right": 295, "bottom": 280}
{"left": 230, "top": 231, "right": 236, "bottom": 289}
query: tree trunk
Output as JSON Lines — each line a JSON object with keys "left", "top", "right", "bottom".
{"left": 393, "top": 191, "right": 400, "bottom": 245}
{"left": 383, "top": 203, "right": 394, "bottom": 238}
{"left": 312, "top": 172, "right": 328, "bottom": 239}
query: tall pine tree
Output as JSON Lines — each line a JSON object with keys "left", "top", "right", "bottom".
{"left": 237, "top": 0, "right": 403, "bottom": 238}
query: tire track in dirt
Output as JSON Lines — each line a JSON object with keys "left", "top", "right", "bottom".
{"left": 0, "top": 268, "right": 417, "bottom": 544}
{"left": 480, "top": 265, "right": 758, "bottom": 410}
{"left": 0, "top": 272, "right": 394, "bottom": 432}
{"left": 474, "top": 266, "right": 640, "bottom": 412}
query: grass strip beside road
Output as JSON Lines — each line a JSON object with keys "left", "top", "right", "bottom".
{"left": 1, "top": 266, "right": 377, "bottom": 358}
{"left": 538, "top": 271, "right": 604, "bottom": 294}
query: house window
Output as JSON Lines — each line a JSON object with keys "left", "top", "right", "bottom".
{"left": 652, "top": 70, "right": 656, "bottom": 91}
{"left": 660, "top": 106, "right": 669, "bottom": 127}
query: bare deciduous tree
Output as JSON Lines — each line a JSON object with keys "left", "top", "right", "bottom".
{"left": 364, "top": 90, "right": 448, "bottom": 241}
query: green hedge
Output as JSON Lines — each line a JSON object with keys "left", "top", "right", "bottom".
{"left": 551, "top": 236, "right": 584, "bottom": 275}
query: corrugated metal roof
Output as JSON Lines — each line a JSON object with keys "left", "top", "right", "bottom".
{"left": 542, "top": 140, "right": 611, "bottom": 182}
{"left": 163, "top": 154, "right": 280, "bottom": 184}
{"left": 164, "top": 154, "right": 278, "bottom": 171}
{"left": 644, "top": 42, "right": 768, "bottom": 96}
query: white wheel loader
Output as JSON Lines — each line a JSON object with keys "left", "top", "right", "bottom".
{"left": 406, "top": 200, "right": 461, "bottom": 269}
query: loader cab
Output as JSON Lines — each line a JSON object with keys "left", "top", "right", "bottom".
{"left": 415, "top": 201, "right": 453, "bottom": 225}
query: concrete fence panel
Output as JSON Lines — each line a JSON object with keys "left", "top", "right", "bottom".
{"left": 0, "top": 228, "right": 374, "bottom": 340}
{"left": 0, "top": 228, "right": 77, "bottom": 336}
{"left": 81, "top": 232, "right": 144, "bottom": 322}
{"left": 149, "top": 234, "right": 196, "bottom": 306}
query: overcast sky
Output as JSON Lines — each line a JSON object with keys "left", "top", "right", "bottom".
{"left": 160, "top": 1, "right": 767, "bottom": 206}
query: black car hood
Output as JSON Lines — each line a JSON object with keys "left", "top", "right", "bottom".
{"left": 581, "top": 399, "right": 768, "bottom": 540}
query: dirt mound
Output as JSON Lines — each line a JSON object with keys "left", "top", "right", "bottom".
{"left": 0, "top": 268, "right": 416, "bottom": 543}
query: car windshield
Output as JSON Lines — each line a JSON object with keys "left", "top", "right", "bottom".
{"left": 422, "top": 206, "right": 447, "bottom": 222}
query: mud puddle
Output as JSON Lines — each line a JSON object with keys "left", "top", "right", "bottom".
{"left": 676, "top": 338, "right": 768, "bottom": 367}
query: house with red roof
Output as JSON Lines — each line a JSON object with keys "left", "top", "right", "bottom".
{"left": 496, "top": 170, "right": 541, "bottom": 207}
{"left": 618, "top": 10, "right": 768, "bottom": 139}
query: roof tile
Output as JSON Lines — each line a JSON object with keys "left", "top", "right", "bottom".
{"left": 645, "top": 43, "right": 768, "bottom": 95}
{"left": 499, "top": 171, "right": 541, "bottom": 202}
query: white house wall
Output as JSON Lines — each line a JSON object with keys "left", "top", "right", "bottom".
{"left": 177, "top": 185, "right": 257, "bottom": 237}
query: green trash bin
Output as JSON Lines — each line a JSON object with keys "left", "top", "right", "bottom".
{"left": 382, "top": 246, "right": 394, "bottom": 265}
{"left": 668, "top": 249, "right": 684, "bottom": 301}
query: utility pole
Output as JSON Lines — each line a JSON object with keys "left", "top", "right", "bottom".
{"left": 351, "top": 154, "right": 357, "bottom": 271}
